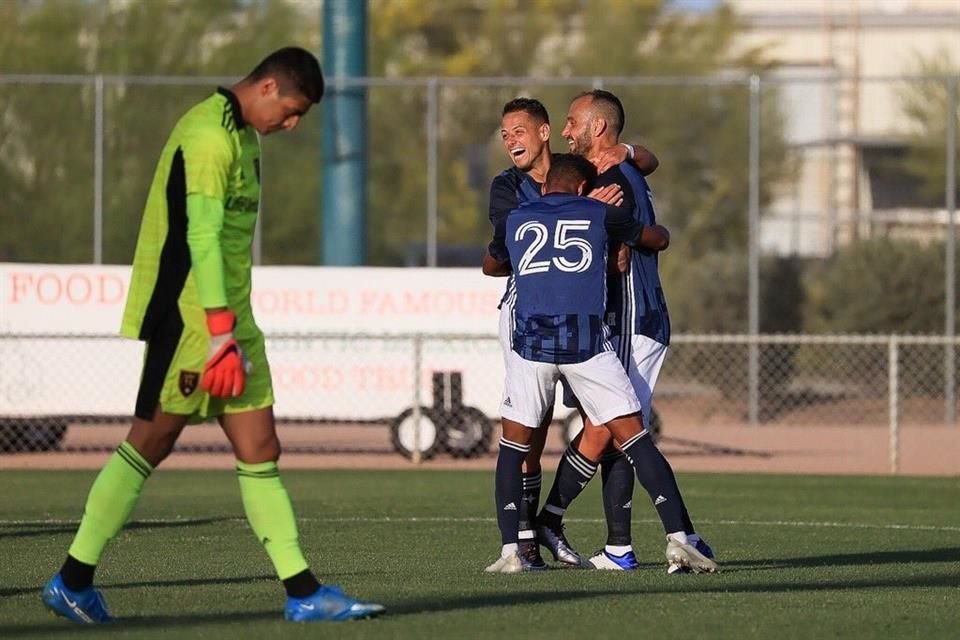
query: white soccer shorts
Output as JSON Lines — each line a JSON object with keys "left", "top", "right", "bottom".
{"left": 611, "top": 333, "right": 669, "bottom": 420}
{"left": 498, "top": 299, "right": 513, "bottom": 357}
{"left": 500, "top": 349, "right": 641, "bottom": 428}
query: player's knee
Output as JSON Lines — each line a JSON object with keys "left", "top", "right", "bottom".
{"left": 131, "top": 434, "right": 177, "bottom": 467}
{"left": 522, "top": 455, "right": 542, "bottom": 474}
{"left": 577, "top": 423, "right": 612, "bottom": 458}
{"left": 234, "top": 435, "right": 281, "bottom": 464}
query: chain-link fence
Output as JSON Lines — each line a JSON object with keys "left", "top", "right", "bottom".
{"left": 1, "top": 73, "right": 957, "bottom": 330}
{"left": 1, "top": 332, "right": 957, "bottom": 473}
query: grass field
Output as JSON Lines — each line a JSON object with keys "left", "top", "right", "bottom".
{"left": 1, "top": 469, "right": 958, "bottom": 639}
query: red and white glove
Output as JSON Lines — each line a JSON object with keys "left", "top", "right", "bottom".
{"left": 202, "top": 310, "right": 247, "bottom": 398}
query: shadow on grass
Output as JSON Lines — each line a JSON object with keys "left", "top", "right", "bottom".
{"left": 0, "top": 574, "right": 276, "bottom": 599}
{"left": 719, "top": 546, "right": 960, "bottom": 570}
{"left": 0, "top": 516, "right": 241, "bottom": 540}
{"left": 4, "top": 571, "right": 959, "bottom": 636}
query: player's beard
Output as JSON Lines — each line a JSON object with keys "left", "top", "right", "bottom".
{"left": 568, "top": 131, "right": 592, "bottom": 158}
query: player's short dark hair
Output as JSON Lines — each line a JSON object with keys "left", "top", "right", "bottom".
{"left": 575, "top": 89, "right": 625, "bottom": 136}
{"left": 502, "top": 97, "right": 550, "bottom": 125}
{"left": 546, "top": 153, "right": 597, "bottom": 190}
{"left": 249, "top": 47, "right": 325, "bottom": 104}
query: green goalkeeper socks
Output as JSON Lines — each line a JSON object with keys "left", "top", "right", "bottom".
{"left": 236, "top": 460, "right": 309, "bottom": 580}
{"left": 68, "top": 441, "right": 152, "bottom": 566}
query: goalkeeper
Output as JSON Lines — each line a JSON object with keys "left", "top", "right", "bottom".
{"left": 41, "top": 47, "right": 383, "bottom": 624}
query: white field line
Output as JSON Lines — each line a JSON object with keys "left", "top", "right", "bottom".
{"left": 1, "top": 516, "right": 959, "bottom": 533}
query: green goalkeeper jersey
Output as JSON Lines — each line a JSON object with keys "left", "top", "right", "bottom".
{"left": 121, "top": 88, "right": 261, "bottom": 341}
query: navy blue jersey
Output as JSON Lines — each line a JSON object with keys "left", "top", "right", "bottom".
{"left": 506, "top": 193, "right": 644, "bottom": 364}
{"left": 599, "top": 163, "right": 671, "bottom": 345}
{"left": 488, "top": 167, "right": 543, "bottom": 312}
{"left": 487, "top": 167, "right": 543, "bottom": 263}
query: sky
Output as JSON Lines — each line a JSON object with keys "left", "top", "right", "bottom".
{"left": 667, "top": 0, "right": 725, "bottom": 13}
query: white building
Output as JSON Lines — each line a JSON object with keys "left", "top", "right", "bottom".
{"left": 730, "top": 0, "right": 960, "bottom": 255}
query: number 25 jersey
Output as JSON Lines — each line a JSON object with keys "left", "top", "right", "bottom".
{"left": 506, "top": 193, "right": 635, "bottom": 365}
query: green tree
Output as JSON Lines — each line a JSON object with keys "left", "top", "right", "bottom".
{"left": 0, "top": 0, "right": 98, "bottom": 262}
{"left": 804, "top": 237, "right": 956, "bottom": 394}
{"left": 0, "top": 0, "right": 319, "bottom": 264}
{"left": 1, "top": 0, "right": 792, "bottom": 277}
{"left": 805, "top": 237, "right": 949, "bottom": 334}
{"left": 362, "top": 0, "right": 794, "bottom": 283}
{"left": 898, "top": 53, "right": 960, "bottom": 206}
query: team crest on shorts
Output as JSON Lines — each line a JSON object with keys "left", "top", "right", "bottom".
{"left": 179, "top": 371, "right": 200, "bottom": 396}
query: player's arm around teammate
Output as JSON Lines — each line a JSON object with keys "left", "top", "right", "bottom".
{"left": 536, "top": 90, "right": 716, "bottom": 574}
{"left": 481, "top": 99, "right": 632, "bottom": 571}
{"left": 41, "top": 48, "right": 384, "bottom": 625}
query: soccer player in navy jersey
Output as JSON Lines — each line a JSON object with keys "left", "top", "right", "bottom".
{"left": 482, "top": 98, "right": 658, "bottom": 570}
{"left": 536, "top": 90, "right": 717, "bottom": 574}
{"left": 484, "top": 153, "right": 689, "bottom": 573}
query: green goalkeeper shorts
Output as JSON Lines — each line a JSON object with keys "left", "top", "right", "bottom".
{"left": 134, "top": 313, "right": 274, "bottom": 423}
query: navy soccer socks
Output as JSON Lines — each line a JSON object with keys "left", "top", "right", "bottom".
{"left": 495, "top": 437, "right": 531, "bottom": 549}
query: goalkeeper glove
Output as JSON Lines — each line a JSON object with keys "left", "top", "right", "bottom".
{"left": 202, "top": 310, "right": 247, "bottom": 398}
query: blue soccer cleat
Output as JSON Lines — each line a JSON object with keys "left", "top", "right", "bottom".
{"left": 588, "top": 548, "right": 640, "bottom": 570}
{"left": 41, "top": 573, "right": 114, "bottom": 623}
{"left": 285, "top": 584, "right": 385, "bottom": 622}
{"left": 694, "top": 537, "right": 715, "bottom": 559}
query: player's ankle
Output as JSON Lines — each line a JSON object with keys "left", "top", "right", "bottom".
{"left": 605, "top": 544, "right": 632, "bottom": 555}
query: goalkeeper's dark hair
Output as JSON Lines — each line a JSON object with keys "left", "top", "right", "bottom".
{"left": 248, "top": 47, "right": 325, "bottom": 104}
{"left": 545, "top": 153, "right": 597, "bottom": 193}
{"left": 502, "top": 97, "right": 550, "bottom": 125}
{"left": 574, "top": 89, "right": 625, "bottom": 136}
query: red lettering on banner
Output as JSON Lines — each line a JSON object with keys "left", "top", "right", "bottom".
{"left": 359, "top": 290, "right": 380, "bottom": 315}
{"left": 273, "top": 364, "right": 344, "bottom": 392}
{"left": 253, "top": 288, "right": 351, "bottom": 316}
{"left": 65, "top": 275, "right": 92, "bottom": 304}
{"left": 399, "top": 292, "right": 431, "bottom": 314}
{"left": 359, "top": 289, "right": 499, "bottom": 316}
{"left": 350, "top": 366, "right": 410, "bottom": 391}
{"left": 8, "top": 272, "right": 32, "bottom": 303}
{"left": 5, "top": 271, "right": 127, "bottom": 306}
{"left": 36, "top": 273, "right": 63, "bottom": 304}
{"left": 99, "top": 274, "right": 125, "bottom": 304}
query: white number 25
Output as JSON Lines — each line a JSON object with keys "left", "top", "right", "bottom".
{"left": 515, "top": 219, "right": 593, "bottom": 276}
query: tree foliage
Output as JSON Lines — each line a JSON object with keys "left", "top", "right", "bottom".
{"left": 805, "top": 237, "right": 951, "bottom": 335}
{"left": 898, "top": 52, "right": 960, "bottom": 206}
{"left": 1, "top": 0, "right": 792, "bottom": 290}
{"left": 0, "top": 0, "right": 318, "bottom": 264}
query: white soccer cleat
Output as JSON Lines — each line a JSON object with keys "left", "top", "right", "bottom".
{"left": 484, "top": 552, "right": 523, "bottom": 574}
{"left": 588, "top": 548, "right": 640, "bottom": 571}
{"left": 665, "top": 538, "right": 719, "bottom": 574}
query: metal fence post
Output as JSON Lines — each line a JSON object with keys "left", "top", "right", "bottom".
{"left": 426, "top": 78, "right": 439, "bottom": 268}
{"left": 888, "top": 335, "right": 900, "bottom": 475}
{"left": 748, "top": 75, "right": 761, "bottom": 426}
{"left": 411, "top": 333, "right": 423, "bottom": 464}
{"left": 946, "top": 75, "right": 957, "bottom": 424}
{"left": 93, "top": 74, "right": 104, "bottom": 265}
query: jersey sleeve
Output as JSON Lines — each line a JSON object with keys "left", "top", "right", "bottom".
{"left": 186, "top": 193, "right": 228, "bottom": 309}
{"left": 603, "top": 203, "right": 645, "bottom": 246}
{"left": 594, "top": 165, "right": 636, "bottom": 217}
{"left": 488, "top": 174, "right": 519, "bottom": 263}
{"left": 180, "top": 125, "right": 234, "bottom": 310}
{"left": 181, "top": 125, "right": 234, "bottom": 201}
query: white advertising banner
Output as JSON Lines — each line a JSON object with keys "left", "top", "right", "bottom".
{"left": 0, "top": 264, "right": 509, "bottom": 420}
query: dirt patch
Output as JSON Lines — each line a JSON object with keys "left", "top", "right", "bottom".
{"left": 1, "top": 421, "right": 956, "bottom": 476}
